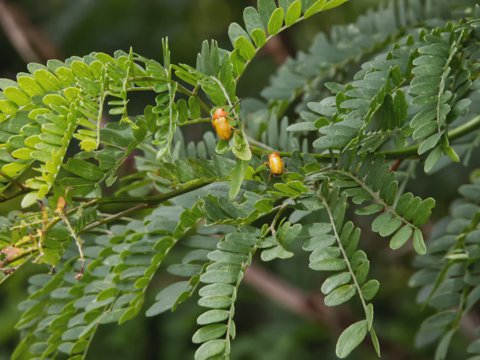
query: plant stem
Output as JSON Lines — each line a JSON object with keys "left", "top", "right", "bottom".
{"left": 248, "top": 137, "right": 276, "bottom": 152}
{"left": 80, "top": 203, "right": 149, "bottom": 233}
{"left": 250, "top": 145, "right": 332, "bottom": 159}
{"left": 73, "top": 179, "right": 214, "bottom": 206}
{"left": 178, "top": 117, "right": 211, "bottom": 126}
{"left": 77, "top": 179, "right": 213, "bottom": 232}
{"left": 320, "top": 194, "right": 371, "bottom": 322}
{"left": 329, "top": 169, "right": 419, "bottom": 232}
{"left": 381, "top": 115, "right": 480, "bottom": 159}
{"left": 251, "top": 115, "right": 480, "bottom": 161}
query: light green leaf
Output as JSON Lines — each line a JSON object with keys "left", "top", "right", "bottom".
{"left": 234, "top": 36, "right": 256, "bottom": 61}
{"left": 435, "top": 329, "right": 455, "bottom": 360}
{"left": 258, "top": 0, "right": 277, "bottom": 27}
{"left": 311, "top": 258, "right": 346, "bottom": 271}
{"left": 286, "top": 122, "right": 317, "bottom": 132}
{"left": 372, "top": 213, "right": 402, "bottom": 237}
{"left": 216, "top": 139, "right": 230, "bottom": 155}
{"left": 199, "top": 283, "right": 235, "bottom": 298}
{"left": 198, "top": 296, "right": 232, "bottom": 309}
{"left": 192, "top": 324, "right": 227, "bottom": 344}
{"left": 444, "top": 146, "right": 460, "bottom": 163}
{"left": 304, "top": 0, "right": 327, "bottom": 18}
{"left": 197, "top": 310, "right": 230, "bottom": 325}
{"left": 324, "top": 284, "right": 356, "bottom": 306}
{"left": 425, "top": 147, "right": 442, "bottom": 173}
{"left": 285, "top": 0, "right": 302, "bottom": 26}
{"left": 371, "top": 328, "right": 381, "bottom": 357}
{"left": 336, "top": 320, "right": 368, "bottom": 358}
{"left": 322, "top": 0, "right": 349, "bottom": 10}
{"left": 232, "top": 131, "right": 252, "bottom": 161}
{"left": 268, "top": 7, "right": 284, "bottom": 35}
{"left": 243, "top": 7, "right": 264, "bottom": 34}
{"left": 366, "top": 303, "right": 374, "bottom": 330}
{"left": 194, "top": 340, "right": 226, "bottom": 360}
{"left": 146, "top": 281, "right": 191, "bottom": 317}
{"left": 413, "top": 198, "right": 436, "bottom": 226}
{"left": 321, "top": 272, "right": 351, "bottom": 295}
{"left": 229, "top": 159, "right": 250, "bottom": 200}
{"left": 390, "top": 225, "right": 413, "bottom": 250}
{"left": 413, "top": 229, "right": 427, "bottom": 255}
{"left": 250, "top": 28, "right": 267, "bottom": 47}
{"left": 418, "top": 133, "right": 442, "bottom": 155}
{"left": 261, "top": 245, "right": 294, "bottom": 261}
{"left": 361, "top": 279, "right": 379, "bottom": 301}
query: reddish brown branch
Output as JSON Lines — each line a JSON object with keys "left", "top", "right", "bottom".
{"left": 0, "top": 0, "right": 61, "bottom": 63}
{"left": 244, "top": 263, "right": 346, "bottom": 334}
{"left": 244, "top": 263, "right": 429, "bottom": 360}
{"left": 390, "top": 158, "right": 404, "bottom": 172}
{"left": 262, "top": 35, "right": 292, "bottom": 65}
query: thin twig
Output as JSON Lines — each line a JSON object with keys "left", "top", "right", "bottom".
{"left": 79, "top": 203, "right": 149, "bottom": 233}
{"left": 390, "top": 159, "right": 404, "bottom": 172}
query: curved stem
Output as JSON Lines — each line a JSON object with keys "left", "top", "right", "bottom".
{"left": 251, "top": 114, "right": 480, "bottom": 161}
{"left": 178, "top": 117, "right": 211, "bottom": 126}
{"left": 80, "top": 203, "right": 149, "bottom": 233}
{"left": 74, "top": 178, "right": 214, "bottom": 206}
{"left": 319, "top": 193, "right": 370, "bottom": 321}
{"left": 247, "top": 137, "right": 276, "bottom": 152}
{"left": 329, "top": 169, "right": 420, "bottom": 231}
{"left": 381, "top": 115, "right": 480, "bottom": 159}
{"left": 77, "top": 179, "right": 214, "bottom": 232}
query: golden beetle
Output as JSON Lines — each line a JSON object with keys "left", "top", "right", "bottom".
{"left": 212, "top": 108, "right": 233, "bottom": 141}
{"left": 268, "top": 152, "right": 284, "bottom": 176}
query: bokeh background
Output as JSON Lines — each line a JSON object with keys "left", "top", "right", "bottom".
{"left": 0, "top": 0, "right": 478, "bottom": 359}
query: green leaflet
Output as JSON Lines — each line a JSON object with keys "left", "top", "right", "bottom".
{"left": 194, "top": 228, "right": 260, "bottom": 360}
{"left": 228, "top": 0, "right": 348, "bottom": 77}
{"left": 229, "top": 159, "right": 250, "bottom": 200}
{"left": 409, "top": 25, "right": 472, "bottom": 170}
{"left": 0, "top": 51, "right": 153, "bottom": 207}
{"left": 262, "top": 0, "right": 462, "bottom": 102}
{"left": 301, "top": 186, "right": 379, "bottom": 357}
{"left": 13, "top": 204, "right": 203, "bottom": 360}
{"left": 412, "top": 177, "right": 480, "bottom": 357}
{"left": 259, "top": 221, "right": 301, "bottom": 261}
{"left": 146, "top": 226, "right": 234, "bottom": 318}
{"left": 310, "top": 42, "right": 411, "bottom": 153}
{"left": 329, "top": 155, "right": 435, "bottom": 254}
{"left": 268, "top": 7, "right": 285, "bottom": 35}
{"left": 285, "top": 0, "right": 302, "bottom": 26}
{"left": 336, "top": 320, "right": 369, "bottom": 358}
{"left": 3, "top": 1, "right": 480, "bottom": 360}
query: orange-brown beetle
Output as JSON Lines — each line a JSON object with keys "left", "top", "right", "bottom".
{"left": 213, "top": 108, "right": 228, "bottom": 120}
{"left": 268, "top": 152, "right": 284, "bottom": 176}
{"left": 55, "top": 196, "right": 67, "bottom": 214}
{"left": 212, "top": 108, "right": 233, "bottom": 141}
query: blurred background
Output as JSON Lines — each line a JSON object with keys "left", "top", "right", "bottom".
{"left": 0, "top": 0, "right": 478, "bottom": 359}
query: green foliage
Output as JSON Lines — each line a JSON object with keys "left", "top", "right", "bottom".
{"left": 410, "top": 23, "right": 473, "bottom": 170}
{"left": 193, "top": 228, "right": 259, "bottom": 360}
{"left": 301, "top": 184, "right": 380, "bottom": 358}
{"left": 411, "top": 175, "right": 480, "bottom": 360}
{"left": 1, "top": 0, "right": 480, "bottom": 359}
{"left": 328, "top": 155, "right": 435, "bottom": 254}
